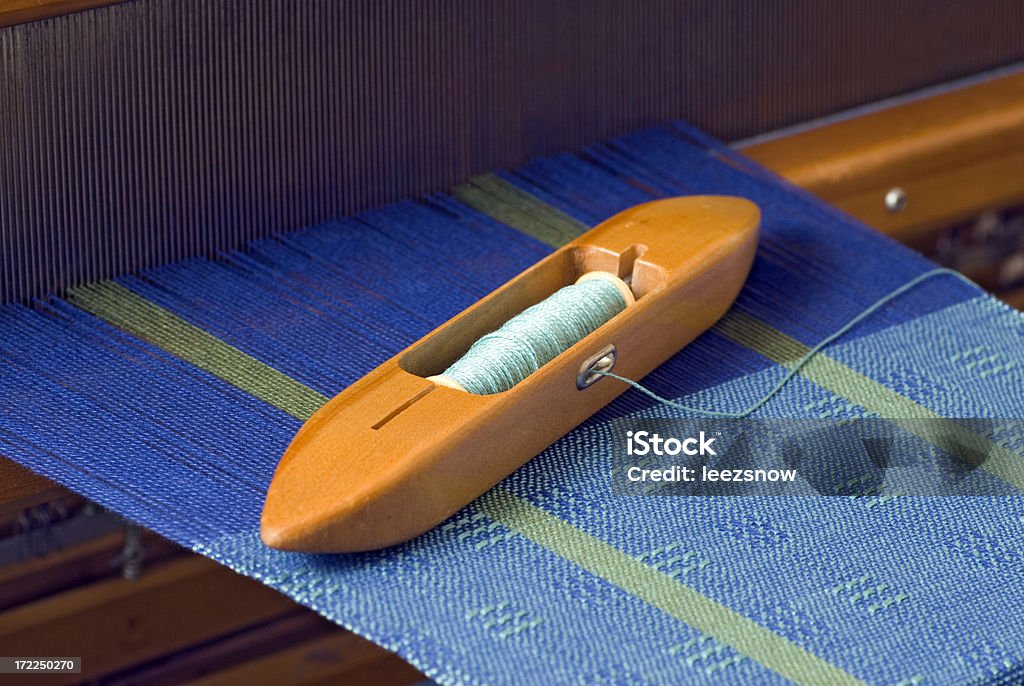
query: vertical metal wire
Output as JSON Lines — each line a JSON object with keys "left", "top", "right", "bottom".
{"left": 0, "top": 0, "right": 1022, "bottom": 302}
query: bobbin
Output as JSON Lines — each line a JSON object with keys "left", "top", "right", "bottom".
{"left": 426, "top": 271, "right": 634, "bottom": 393}
{"left": 261, "top": 196, "right": 760, "bottom": 552}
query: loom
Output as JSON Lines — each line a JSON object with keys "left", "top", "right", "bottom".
{"left": 3, "top": 2, "right": 1024, "bottom": 685}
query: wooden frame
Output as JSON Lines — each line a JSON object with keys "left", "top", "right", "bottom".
{"left": 0, "top": 0, "right": 127, "bottom": 28}
{"left": 741, "top": 70, "right": 1024, "bottom": 242}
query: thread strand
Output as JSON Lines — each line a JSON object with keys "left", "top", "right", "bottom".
{"left": 595, "top": 268, "right": 975, "bottom": 417}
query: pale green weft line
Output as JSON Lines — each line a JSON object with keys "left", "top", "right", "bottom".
{"left": 474, "top": 180, "right": 1024, "bottom": 488}
{"left": 68, "top": 281, "right": 328, "bottom": 421}
{"left": 453, "top": 172, "right": 588, "bottom": 247}
{"left": 64, "top": 277, "right": 846, "bottom": 683}
{"left": 60, "top": 184, "right": 1005, "bottom": 683}
{"left": 715, "top": 310, "right": 1024, "bottom": 490}
{"left": 479, "top": 489, "right": 866, "bottom": 686}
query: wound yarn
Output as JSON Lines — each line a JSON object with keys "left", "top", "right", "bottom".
{"left": 436, "top": 275, "right": 629, "bottom": 394}
{"left": 433, "top": 266, "right": 974, "bottom": 410}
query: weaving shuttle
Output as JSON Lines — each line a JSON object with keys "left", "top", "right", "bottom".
{"left": 261, "top": 195, "right": 760, "bottom": 552}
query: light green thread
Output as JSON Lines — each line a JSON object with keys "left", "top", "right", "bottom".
{"left": 832, "top": 573, "right": 908, "bottom": 616}
{"left": 453, "top": 173, "right": 587, "bottom": 247}
{"left": 68, "top": 281, "right": 328, "bottom": 421}
{"left": 458, "top": 177, "right": 1024, "bottom": 489}
{"left": 441, "top": 277, "right": 626, "bottom": 394}
{"left": 478, "top": 488, "right": 866, "bottom": 686}
{"left": 594, "top": 268, "right": 973, "bottom": 418}
{"left": 668, "top": 632, "right": 745, "bottom": 676}
{"left": 711, "top": 310, "right": 1024, "bottom": 491}
{"left": 68, "top": 279, "right": 862, "bottom": 683}
{"left": 66, "top": 180, "right": 996, "bottom": 685}
{"left": 465, "top": 599, "right": 543, "bottom": 638}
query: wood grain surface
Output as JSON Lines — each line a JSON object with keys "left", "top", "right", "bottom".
{"left": 0, "top": 0, "right": 127, "bottom": 27}
{"left": 742, "top": 71, "right": 1024, "bottom": 242}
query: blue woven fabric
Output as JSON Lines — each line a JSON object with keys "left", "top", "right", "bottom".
{"left": 2, "top": 122, "right": 1024, "bottom": 684}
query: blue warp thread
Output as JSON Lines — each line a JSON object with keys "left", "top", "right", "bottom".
{"left": 440, "top": 277, "right": 628, "bottom": 394}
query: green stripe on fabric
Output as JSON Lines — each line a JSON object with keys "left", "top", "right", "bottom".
{"left": 466, "top": 180, "right": 1024, "bottom": 490}
{"left": 479, "top": 489, "right": 865, "bottom": 686}
{"left": 66, "top": 279, "right": 862, "bottom": 685}
{"left": 68, "top": 281, "right": 328, "bottom": 421}
{"left": 453, "top": 173, "right": 588, "bottom": 247}
{"left": 715, "top": 311, "right": 1024, "bottom": 490}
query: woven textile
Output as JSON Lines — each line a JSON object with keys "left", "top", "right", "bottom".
{"left": 2, "top": 123, "right": 1024, "bottom": 685}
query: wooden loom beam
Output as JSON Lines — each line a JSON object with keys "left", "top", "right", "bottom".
{"left": 0, "top": 0, "right": 127, "bottom": 28}
{"left": 741, "top": 70, "right": 1024, "bottom": 242}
